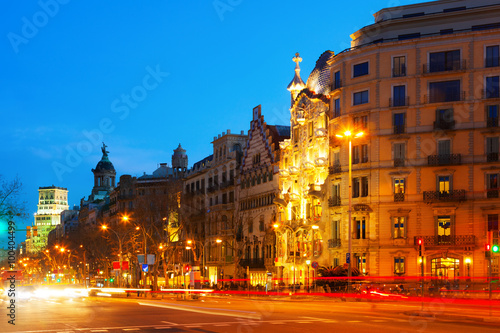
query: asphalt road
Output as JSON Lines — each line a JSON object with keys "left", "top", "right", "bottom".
{"left": 2, "top": 295, "right": 500, "bottom": 333}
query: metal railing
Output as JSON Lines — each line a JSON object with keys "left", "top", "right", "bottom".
{"left": 328, "top": 197, "right": 341, "bottom": 207}
{"left": 433, "top": 120, "right": 456, "bottom": 130}
{"left": 414, "top": 235, "right": 475, "bottom": 246}
{"left": 425, "top": 91, "right": 465, "bottom": 104}
{"left": 328, "top": 239, "right": 341, "bottom": 248}
{"left": 329, "top": 164, "right": 342, "bottom": 174}
{"left": 423, "top": 190, "right": 466, "bottom": 202}
{"left": 487, "top": 117, "right": 499, "bottom": 128}
{"left": 394, "top": 158, "right": 405, "bottom": 167}
{"left": 393, "top": 124, "right": 405, "bottom": 134}
{"left": 428, "top": 153, "right": 461, "bottom": 165}
{"left": 389, "top": 96, "right": 409, "bottom": 107}
{"left": 482, "top": 88, "right": 500, "bottom": 99}
{"left": 394, "top": 193, "right": 405, "bottom": 202}
{"left": 423, "top": 60, "right": 466, "bottom": 73}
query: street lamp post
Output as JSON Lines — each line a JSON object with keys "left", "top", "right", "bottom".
{"left": 335, "top": 129, "right": 364, "bottom": 294}
{"left": 101, "top": 225, "right": 123, "bottom": 287}
{"left": 186, "top": 239, "right": 205, "bottom": 285}
{"left": 216, "top": 239, "right": 225, "bottom": 288}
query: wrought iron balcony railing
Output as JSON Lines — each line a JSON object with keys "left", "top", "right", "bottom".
{"left": 487, "top": 153, "right": 499, "bottom": 162}
{"left": 482, "top": 88, "right": 500, "bottom": 99}
{"left": 328, "top": 197, "right": 341, "bottom": 207}
{"left": 394, "top": 193, "right": 405, "bottom": 202}
{"left": 423, "top": 190, "right": 466, "bottom": 203}
{"left": 394, "top": 158, "right": 405, "bottom": 167}
{"left": 487, "top": 188, "right": 499, "bottom": 198}
{"left": 414, "top": 235, "right": 475, "bottom": 246}
{"left": 389, "top": 96, "right": 410, "bottom": 107}
{"left": 329, "top": 164, "right": 341, "bottom": 174}
{"left": 487, "top": 117, "right": 499, "bottom": 128}
{"left": 393, "top": 124, "right": 405, "bottom": 134}
{"left": 423, "top": 60, "right": 466, "bottom": 74}
{"left": 328, "top": 239, "right": 341, "bottom": 248}
{"left": 392, "top": 66, "right": 406, "bottom": 77}
{"left": 428, "top": 153, "right": 461, "bottom": 165}
{"left": 425, "top": 92, "right": 465, "bottom": 104}
{"left": 433, "top": 120, "right": 456, "bottom": 130}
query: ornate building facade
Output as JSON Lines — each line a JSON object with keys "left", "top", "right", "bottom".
{"left": 319, "top": 0, "right": 500, "bottom": 280}
{"left": 238, "top": 105, "right": 290, "bottom": 286}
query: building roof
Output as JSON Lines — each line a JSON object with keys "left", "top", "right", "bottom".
{"left": 306, "top": 51, "right": 334, "bottom": 95}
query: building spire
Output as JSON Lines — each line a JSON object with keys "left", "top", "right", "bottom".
{"left": 287, "top": 52, "right": 306, "bottom": 105}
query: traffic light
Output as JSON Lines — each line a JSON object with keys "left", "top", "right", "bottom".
{"left": 184, "top": 264, "right": 191, "bottom": 273}
{"left": 493, "top": 244, "right": 500, "bottom": 253}
{"left": 486, "top": 244, "right": 491, "bottom": 258}
{"left": 417, "top": 238, "right": 423, "bottom": 256}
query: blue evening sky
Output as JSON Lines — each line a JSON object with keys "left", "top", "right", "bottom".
{"left": 0, "top": 0, "right": 425, "bottom": 245}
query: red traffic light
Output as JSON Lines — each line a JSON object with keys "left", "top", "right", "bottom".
{"left": 417, "top": 238, "right": 423, "bottom": 246}
{"left": 486, "top": 244, "right": 491, "bottom": 251}
{"left": 184, "top": 265, "right": 191, "bottom": 273}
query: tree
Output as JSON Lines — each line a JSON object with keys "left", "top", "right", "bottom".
{"left": 0, "top": 175, "right": 28, "bottom": 220}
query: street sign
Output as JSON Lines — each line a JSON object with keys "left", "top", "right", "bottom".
{"left": 138, "top": 254, "right": 145, "bottom": 264}
{"left": 122, "top": 261, "right": 129, "bottom": 270}
{"left": 112, "top": 261, "right": 120, "bottom": 270}
{"left": 346, "top": 253, "right": 351, "bottom": 264}
{"left": 147, "top": 254, "right": 156, "bottom": 265}
{"left": 311, "top": 261, "right": 319, "bottom": 269}
{"left": 142, "top": 264, "right": 148, "bottom": 272}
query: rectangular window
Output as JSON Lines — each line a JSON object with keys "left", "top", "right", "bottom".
{"left": 429, "top": 50, "right": 461, "bottom": 72}
{"left": 331, "top": 220, "right": 340, "bottom": 245}
{"left": 333, "top": 70, "right": 341, "bottom": 89}
{"left": 352, "top": 146, "right": 360, "bottom": 164}
{"left": 486, "top": 46, "right": 499, "bottom": 68}
{"left": 334, "top": 98, "right": 341, "bottom": 118}
{"left": 437, "top": 216, "right": 451, "bottom": 244}
{"left": 361, "top": 176, "right": 369, "bottom": 197}
{"left": 393, "top": 216, "right": 406, "bottom": 238}
{"left": 393, "top": 113, "right": 405, "bottom": 134}
{"left": 353, "top": 90, "right": 369, "bottom": 105}
{"left": 392, "top": 85, "right": 406, "bottom": 107}
{"left": 393, "top": 56, "right": 406, "bottom": 77}
{"left": 353, "top": 62, "right": 369, "bottom": 77}
{"left": 486, "top": 76, "right": 500, "bottom": 99}
{"left": 394, "top": 257, "right": 405, "bottom": 274}
{"left": 354, "top": 115, "right": 368, "bottom": 130}
{"left": 356, "top": 254, "right": 367, "bottom": 274}
{"left": 487, "top": 173, "right": 499, "bottom": 198}
{"left": 488, "top": 214, "right": 499, "bottom": 232}
{"left": 361, "top": 144, "right": 368, "bottom": 163}
{"left": 429, "top": 80, "right": 461, "bottom": 103}
{"left": 352, "top": 178, "right": 360, "bottom": 198}
{"left": 487, "top": 105, "right": 499, "bottom": 127}
{"left": 394, "top": 143, "right": 406, "bottom": 167}
{"left": 435, "top": 108, "right": 455, "bottom": 129}
{"left": 333, "top": 151, "right": 340, "bottom": 165}
{"left": 438, "top": 139, "right": 451, "bottom": 156}
{"left": 394, "top": 178, "right": 405, "bottom": 202}
{"left": 438, "top": 176, "right": 451, "bottom": 193}
{"left": 332, "top": 183, "right": 340, "bottom": 205}
{"left": 356, "top": 218, "right": 366, "bottom": 239}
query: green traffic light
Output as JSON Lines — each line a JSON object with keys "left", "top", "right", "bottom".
{"left": 493, "top": 245, "right": 500, "bottom": 253}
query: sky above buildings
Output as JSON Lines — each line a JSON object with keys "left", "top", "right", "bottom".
{"left": 1, "top": 0, "right": 426, "bottom": 245}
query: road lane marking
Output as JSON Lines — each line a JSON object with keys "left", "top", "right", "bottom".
{"left": 155, "top": 327, "right": 172, "bottom": 329}
{"left": 138, "top": 301, "right": 261, "bottom": 320}
{"left": 161, "top": 321, "right": 178, "bottom": 325}
{"left": 214, "top": 324, "right": 230, "bottom": 326}
{"left": 123, "top": 329, "right": 140, "bottom": 331}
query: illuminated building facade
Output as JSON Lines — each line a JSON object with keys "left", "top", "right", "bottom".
{"left": 322, "top": 0, "right": 500, "bottom": 280}
{"left": 26, "top": 186, "right": 69, "bottom": 254}
{"left": 238, "top": 105, "right": 289, "bottom": 286}
{"left": 275, "top": 53, "right": 331, "bottom": 287}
